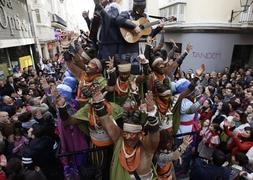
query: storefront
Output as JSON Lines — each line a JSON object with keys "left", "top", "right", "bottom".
{"left": 163, "top": 31, "right": 253, "bottom": 72}
{"left": 0, "top": 0, "right": 35, "bottom": 78}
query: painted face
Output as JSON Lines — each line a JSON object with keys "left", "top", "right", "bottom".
{"left": 160, "top": 94, "right": 171, "bottom": 102}
{"left": 122, "top": 131, "right": 141, "bottom": 148}
{"left": 86, "top": 61, "right": 98, "bottom": 75}
{"left": 154, "top": 61, "right": 165, "bottom": 74}
{"left": 119, "top": 71, "right": 131, "bottom": 82}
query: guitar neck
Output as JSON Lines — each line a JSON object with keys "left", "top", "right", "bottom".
{"left": 142, "top": 20, "right": 160, "bottom": 29}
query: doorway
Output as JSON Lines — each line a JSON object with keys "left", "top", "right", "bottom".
{"left": 231, "top": 45, "right": 253, "bottom": 71}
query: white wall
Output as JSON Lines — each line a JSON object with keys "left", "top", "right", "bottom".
{"left": 164, "top": 33, "right": 253, "bottom": 72}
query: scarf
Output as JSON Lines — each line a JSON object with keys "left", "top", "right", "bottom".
{"left": 119, "top": 142, "right": 141, "bottom": 172}
{"left": 115, "top": 79, "right": 129, "bottom": 97}
{"left": 156, "top": 97, "right": 169, "bottom": 115}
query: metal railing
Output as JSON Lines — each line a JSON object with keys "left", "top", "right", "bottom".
{"left": 240, "top": 6, "right": 253, "bottom": 23}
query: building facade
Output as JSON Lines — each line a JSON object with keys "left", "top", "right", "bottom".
{"left": 0, "top": 0, "right": 35, "bottom": 78}
{"left": 30, "top": 0, "right": 68, "bottom": 62}
{"left": 148, "top": 0, "right": 253, "bottom": 72}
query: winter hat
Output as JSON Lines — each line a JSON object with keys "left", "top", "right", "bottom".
{"left": 63, "top": 77, "right": 77, "bottom": 91}
{"left": 171, "top": 78, "right": 191, "bottom": 94}
{"left": 105, "top": 2, "right": 121, "bottom": 17}
{"left": 57, "top": 84, "right": 72, "bottom": 102}
{"left": 133, "top": 0, "right": 146, "bottom": 5}
{"left": 64, "top": 69, "right": 75, "bottom": 78}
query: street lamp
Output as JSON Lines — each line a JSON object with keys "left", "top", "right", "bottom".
{"left": 230, "top": 0, "right": 253, "bottom": 22}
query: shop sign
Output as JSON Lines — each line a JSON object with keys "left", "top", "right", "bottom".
{"left": 0, "top": 0, "right": 33, "bottom": 40}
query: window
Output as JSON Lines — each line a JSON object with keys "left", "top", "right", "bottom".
{"left": 35, "top": 9, "right": 41, "bottom": 23}
{"left": 180, "top": 4, "right": 185, "bottom": 14}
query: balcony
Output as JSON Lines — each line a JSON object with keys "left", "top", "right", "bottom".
{"left": 160, "top": 3, "right": 186, "bottom": 23}
{"left": 240, "top": 6, "right": 253, "bottom": 24}
{"left": 159, "top": 0, "right": 186, "bottom": 9}
{"left": 51, "top": 14, "right": 67, "bottom": 29}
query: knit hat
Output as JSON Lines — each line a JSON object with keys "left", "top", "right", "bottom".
{"left": 171, "top": 78, "right": 191, "bottom": 94}
{"left": 63, "top": 77, "right": 77, "bottom": 91}
{"left": 57, "top": 84, "right": 72, "bottom": 102}
{"left": 64, "top": 69, "right": 75, "bottom": 78}
{"left": 133, "top": 0, "right": 146, "bottom": 5}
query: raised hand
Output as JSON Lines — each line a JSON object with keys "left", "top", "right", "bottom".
{"left": 41, "top": 78, "right": 50, "bottom": 90}
{"left": 182, "top": 135, "right": 193, "bottom": 146}
{"left": 82, "top": 10, "right": 89, "bottom": 18}
{"left": 93, "top": 0, "right": 100, "bottom": 5}
{"left": 138, "top": 54, "right": 148, "bottom": 64}
{"left": 169, "top": 39, "right": 178, "bottom": 49}
{"left": 90, "top": 81, "right": 107, "bottom": 104}
{"left": 145, "top": 91, "right": 155, "bottom": 112}
{"left": 186, "top": 43, "right": 193, "bottom": 53}
{"left": 195, "top": 64, "right": 205, "bottom": 78}
{"left": 105, "top": 56, "right": 114, "bottom": 70}
{"left": 158, "top": 18, "right": 166, "bottom": 28}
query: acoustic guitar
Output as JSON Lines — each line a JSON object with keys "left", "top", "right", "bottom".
{"left": 120, "top": 16, "right": 177, "bottom": 43}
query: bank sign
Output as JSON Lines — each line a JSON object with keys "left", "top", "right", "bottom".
{"left": 0, "top": 0, "right": 33, "bottom": 40}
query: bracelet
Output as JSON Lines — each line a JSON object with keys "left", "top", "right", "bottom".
{"left": 94, "top": 105, "right": 108, "bottom": 117}
{"left": 92, "top": 99, "right": 105, "bottom": 105}
{"left": 92, "top": 101, "right": 104, "bottom": 109}
{"left": 148, "top": 117, "right": 159, "bottom": 126}
{"left": 94, "top": 105, "right": 105, "bottom": 111}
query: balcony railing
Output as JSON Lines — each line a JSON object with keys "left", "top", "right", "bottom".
{"left": 160, "top": 3, "right": 185, "bottom": 23}
{"left": 240, "top": 6, "right": 253, "bottom": 23}
{"left": 160, "top": 0, "right": 186, "bottom": 9}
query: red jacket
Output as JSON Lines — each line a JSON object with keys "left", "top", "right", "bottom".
{"left": 224, "top": 126, "right": 253, "bottom": 155}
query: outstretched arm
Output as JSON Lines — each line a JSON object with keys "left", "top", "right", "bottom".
{"left": 142, "top": 91, "right": 160, "bottom": 154}
{"left": 82, "top": 11, "right": 91, "bottom": 30}
{"left": 165, "top": 43, "right": 192, "bottom": 78}
{"left": 91, "top": 84, "right": 121, "bottom": 143}
{"left": 158, "top": 136, "right": 192, "bottom": 166}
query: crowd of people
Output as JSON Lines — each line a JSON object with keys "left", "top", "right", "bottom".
{"left": 0, "top": 0, "right": 253, "bottom": 179}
